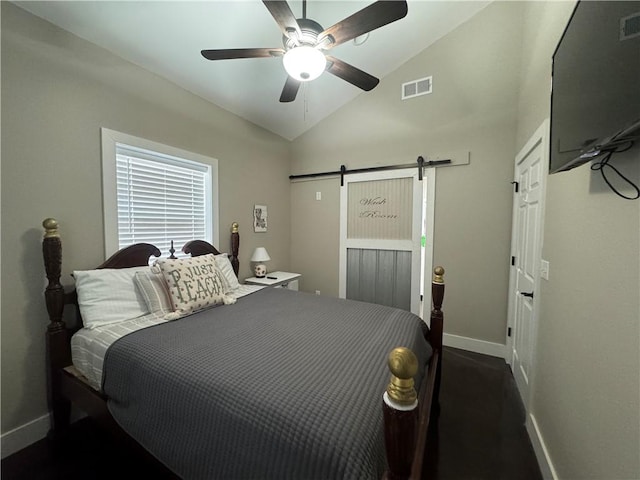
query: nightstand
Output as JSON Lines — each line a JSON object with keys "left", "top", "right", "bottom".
{"left": 244, "top": 271, "right": 301, "bottom": 291}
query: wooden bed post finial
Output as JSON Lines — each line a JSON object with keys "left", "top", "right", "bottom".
{"left": 43, "top": 218, "right": 59, "bottom": 238}
{"left": 433, "top": 266, "right": 444, "bottom": 285}
{"left": 386, "top": 347, "right": 418, "bottom": 406}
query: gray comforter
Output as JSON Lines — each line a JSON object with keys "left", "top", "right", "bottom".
{"left": 102, "top": 288, "right": 432, "bottom": 479}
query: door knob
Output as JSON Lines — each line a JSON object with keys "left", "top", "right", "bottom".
{"left": 520, "top": 291, "right": 534, "bottom": 298}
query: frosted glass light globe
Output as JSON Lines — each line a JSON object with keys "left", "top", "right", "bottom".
{"left": 283, "top": 46, "right": 326, "bottom": 82}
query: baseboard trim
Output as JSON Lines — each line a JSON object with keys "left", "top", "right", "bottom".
{"left": 527, "top": 413, "right": 558, "bottom": 480}
{"left": 443, "top": 333, "right": 506, "bottom": 358}
{"left": 1, "top": 413, "right": 49, "bottom": 459}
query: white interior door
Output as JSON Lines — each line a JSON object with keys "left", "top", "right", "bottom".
{"left": 507, "top": 120, "right": 548, "bottom": 408}
{"left": 339, "top": 168, "right": 434, "bottom": 317}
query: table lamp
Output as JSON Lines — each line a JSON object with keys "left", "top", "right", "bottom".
{"left": 250, "top": 247, "right": 271, "bottom": 278}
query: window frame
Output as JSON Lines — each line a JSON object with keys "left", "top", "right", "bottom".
{"left": 101, "top": 128, "right": 219, "bottom": 258}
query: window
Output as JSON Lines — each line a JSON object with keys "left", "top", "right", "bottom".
{"left": 102, "top": 128, "right": 219, "bottom": 258}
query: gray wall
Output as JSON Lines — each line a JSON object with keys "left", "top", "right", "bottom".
{"left": 3, "top": 2, "right": 639, "bottom": 478}
{"left": 1, "top": 3, "right": 291, "bottom": 434}
{"left": 515, "top": 2, "right": 640, "bottom": 478}
{"left": 290, "top": 2, "right": 525, "bottom": 345}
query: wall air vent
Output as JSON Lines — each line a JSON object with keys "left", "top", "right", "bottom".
{"left": 401, "top": 76, "right": 432, "bottom": 100}
{"left": 620, "top": 12, "right": 640, "bottom": 40}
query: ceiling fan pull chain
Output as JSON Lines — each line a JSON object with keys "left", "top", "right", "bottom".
{"left": 303, "top": 84, "right": 308, "bottom": 122}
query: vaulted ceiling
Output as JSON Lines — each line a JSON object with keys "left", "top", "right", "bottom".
{"left": 15, "top": 1, "right": 490, "bottom": 140}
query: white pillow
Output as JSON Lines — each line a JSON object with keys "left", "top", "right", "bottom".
{"left": 73, "top": 266, "right": 150, "bottom": 329}
{"left": 154, "top": 254, "right": 236, "bottom": 320}
{"left": 134, "top": 270, "right": 173, "bottom": 315}
{"left": 214, "top": 253, "right": 241, "bottom": 290}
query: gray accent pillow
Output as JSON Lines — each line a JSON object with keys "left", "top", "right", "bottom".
{"left": 134, "top": 270, "right": 174, "bottom": 316}
{"left": 215, "top": 253, "right": 240, "bottom": 290}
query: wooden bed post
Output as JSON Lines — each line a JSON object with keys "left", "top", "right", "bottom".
{"left": 383, "top": 267, "right": 445, "bottom": 480}
{"left": 42, "top": 218, "right": 71, "bottom": 435}
{"left": 383, "top": 347, "right": 419, "bottom": 480}
{"left": 230, "top": 222, "right": 239, "bottom": 276}
{"left": 430, "top": 266, "right": 445, "bottom": 412}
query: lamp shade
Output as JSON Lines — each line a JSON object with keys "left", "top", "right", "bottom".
{"left": 250, "top": 247, "right": 271, "bottom": 263}
{"left": 282, "top": 46, "right": 326, "bottom": 82}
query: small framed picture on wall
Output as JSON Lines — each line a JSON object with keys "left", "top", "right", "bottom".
{"left": 253, "top": 205, "right": 267, "bottom": 232}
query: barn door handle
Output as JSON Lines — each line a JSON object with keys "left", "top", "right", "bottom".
{"left": 520, "top": 291, "right": 534, "bottom": 298}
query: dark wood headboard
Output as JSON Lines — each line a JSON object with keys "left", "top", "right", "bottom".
{"left": 42, "top": 217, "right": 241, "bottom": 369}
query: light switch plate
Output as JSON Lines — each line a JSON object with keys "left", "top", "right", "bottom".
{"left": 540, "top": 260, "right": 549, "bottom": 280}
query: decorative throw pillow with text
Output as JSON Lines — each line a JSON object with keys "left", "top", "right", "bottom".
{"left": 154, "top": 254, "right": 236, "bottom": 320}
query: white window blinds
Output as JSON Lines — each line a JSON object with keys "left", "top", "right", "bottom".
{"left": 115, "top": 145, "right": 212, "bottom": 257}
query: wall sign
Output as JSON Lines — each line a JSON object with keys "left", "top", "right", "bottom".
{"left": 347, "top": 178, "right": 412, "bottom": 240}
{"left": 253, "top": 205, "right": 267, "bottom": 232}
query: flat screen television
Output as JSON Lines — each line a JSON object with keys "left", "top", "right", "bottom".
{"left": 550, "top": 1, "right": 640, "bottom": 174}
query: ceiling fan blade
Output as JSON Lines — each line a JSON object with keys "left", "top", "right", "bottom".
{"left": 318, "top": 1, "right": 408, "bottom": 49}
{"left": 325, "top": 56, "right": 379, "bottom": 91}
{"left": 201, "top": 48, "right": 284, "bottom": 61}
{"left": 280, "top": 76, "right": 301, "bottom": 102}
{"left": 262, "top": 1, "right": 302, "bottom": 40}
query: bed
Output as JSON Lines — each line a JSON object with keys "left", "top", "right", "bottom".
{"left": 41, "top": 218, "right": 445, "bottom": 479}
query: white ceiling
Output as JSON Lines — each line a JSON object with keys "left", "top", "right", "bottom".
{"left": 15, "top": 1, "right": 490, "bottom": 140}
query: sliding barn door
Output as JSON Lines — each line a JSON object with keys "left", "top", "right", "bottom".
{"left": 339, "top": 169, "right": 433, "bottom": 316}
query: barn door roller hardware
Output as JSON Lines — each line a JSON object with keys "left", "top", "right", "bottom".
{"left": 289, "top": 156, "right": 451, "bottom": 186}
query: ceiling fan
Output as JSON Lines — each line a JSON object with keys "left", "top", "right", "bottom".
{"left": 201, "top": 0, "right": 408, "bottom": 103}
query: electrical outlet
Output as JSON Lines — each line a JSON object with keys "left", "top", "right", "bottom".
{"left": 315, "top": 191, "right": 321, "bottom": 201}
{"left": 540, "top": 260, "right": 550, "bottom": 280}
{"left": 315, "top": 290, "right": 320, "bottom": 295}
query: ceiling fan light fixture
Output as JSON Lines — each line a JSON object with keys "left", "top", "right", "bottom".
{"left": 283, "top": 46, "right": 326, "bottom": 82}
